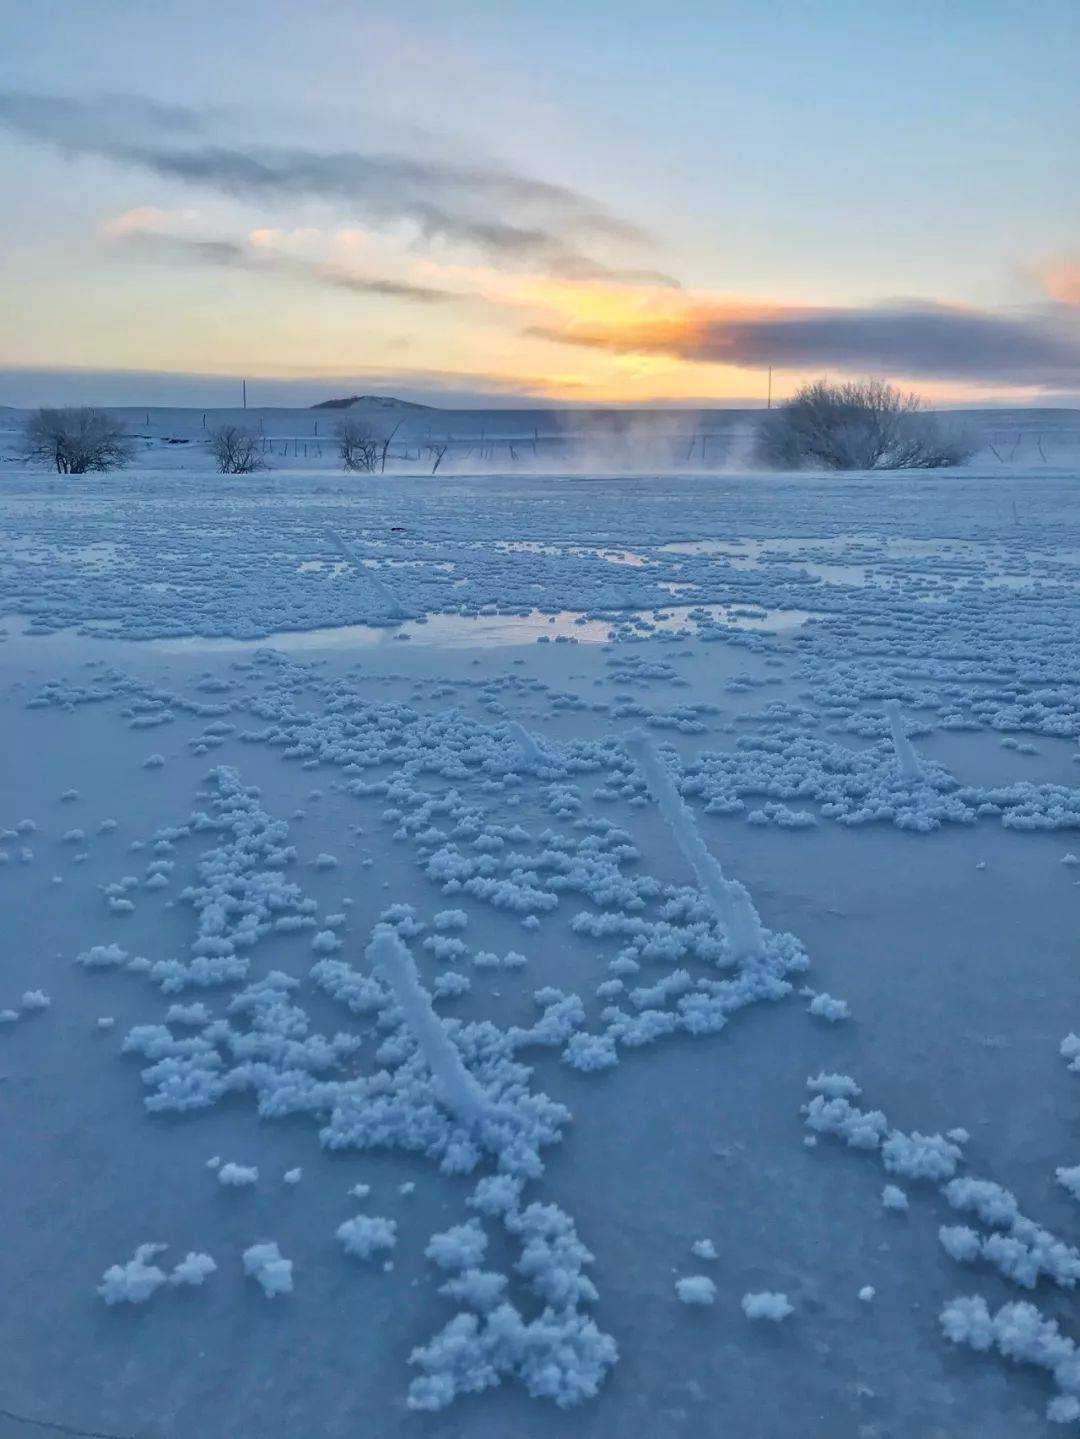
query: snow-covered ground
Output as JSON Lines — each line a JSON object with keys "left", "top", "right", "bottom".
{"left": 2, "top": 464, "right": 1080, "bottom": 1438}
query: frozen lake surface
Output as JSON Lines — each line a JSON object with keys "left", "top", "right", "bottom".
{"left": 2, "top": 467, "right": 1080, "bottom": 1438}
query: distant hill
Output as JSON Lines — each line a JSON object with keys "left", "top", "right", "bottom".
{"left": 311, "top": 395, "right": 434, "bottom": 412}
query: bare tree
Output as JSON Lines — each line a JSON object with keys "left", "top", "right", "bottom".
{"left": 20, "top": 407, "right": 135, "bottom": 474}
{"left": 380, "top": 421, "right": 402, "bottom": 473}
{"left": 426, "top": 441, "right": 449, "bottom": 474}
{"left": 206, "top": 425, "right": 266, "bottom": 474}
{"left": 337, "top": 419, "right": 381, "bottom": 473}
{"left": 755, "top": 378, "right": 977, "bottom": 471}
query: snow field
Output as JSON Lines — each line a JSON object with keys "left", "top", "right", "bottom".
{"left": 4, "top": 467, "right": 1080, "bottom": 1436}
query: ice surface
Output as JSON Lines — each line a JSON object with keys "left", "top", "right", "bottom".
{"left": 5, "top": 464, "right": 1080, "bottom": 1436}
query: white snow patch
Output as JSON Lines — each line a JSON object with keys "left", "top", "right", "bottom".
{"left": 170, "top": 1252, "right": 217, "bottom": 1287}
{"left": 676, "top": 1275, "right": 716, "bottom": 1305}
{"left": 217, "top": 1162, "right": 258, "bottom": 1188}
{"left": 99, "top": 1243, "right": 168, "bottom": 1305}
{"left": 337, "top": 1214, "right": 398, "bottom": 1260}
{"left": 741, "top": 1292, "right": 793, "bottom": 1322}
{"left": 243, "top": 1241, "right": 293, "bottom": 1297}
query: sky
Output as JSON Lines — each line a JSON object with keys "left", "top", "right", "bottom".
{"left": 0, "top": 0, "right": 1078, "bottom": 409}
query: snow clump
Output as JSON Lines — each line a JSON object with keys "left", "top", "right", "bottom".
{"left": 676, "top": 1276, "right": 716, "bottom": 1305}
{"left": 99, "top": 1244, "right": 168, "bottom": 1305}
{"left": 808, "top": 991, "right": 850, "bottom": 1022}
{"left": 741, "top": 1292, "right": 793, "bottom": 1322}
{"left": 243, "top": 1241, "right": 293, "bottom": 1297}
{"left": 170, "top": 1252, "right": 217, "bottom": 1287}
{"left": 337, "top": 1215, "right": 398, "bottom": 1260}
{"left": 217, "top": 1162, "right": 258, "bottom": 1187}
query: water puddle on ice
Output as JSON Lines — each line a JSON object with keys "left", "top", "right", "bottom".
{"left": 0, "top": 602, "right": 818, "bottom": 657}
{"left": 658, "top": 536, "right": 870, "bottom": 584}
{"left": 149, "top": 612, "right": 601, "bottom": 651}
{"left": 1, "top": 539, "right": 122, "bottom": 568}
{"left": 635, "top": 603, "right": 818, "bottom": 634}
{"left": 296, "top": 559, "right": 350, "bottom": 575}
{"left": 141, "top": 603, "right": 817, "bottom": 651}
{"left": 655, "top": 534, "right": 1072, "bottom": 593}
{"left": 493, "top": 541, "right": 650, "bottom": 567}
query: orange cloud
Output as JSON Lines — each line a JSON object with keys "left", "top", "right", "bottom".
{"left": 100, "top": 206, "right": 200, "bottom": 237}
{"left": 91, "top": 208, "right": 1080, "bottom": 401}
{"left": 1041, "top": 260, "right": 1080, "bottom": 305}
{"left": 247, "top": 226, "right": 324, "bottom": 249}
{"left": 527, "top": 298, "right": 1080, "bottom": 388}
{"left": 410, "top": 258, "right": 691, "bottom": 321}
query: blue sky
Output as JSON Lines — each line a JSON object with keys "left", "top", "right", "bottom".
{"left": 1, "top": 0, "right": 1077, "bottom": 406}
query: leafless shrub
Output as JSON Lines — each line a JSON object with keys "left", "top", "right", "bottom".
{"left": 337, "top": 419, "right": 381, "bottom": 473}
{"left": 206, "top": 425, "right": 266, "bottom": 474}
{"left": 755, "top": 378, "right": 977, "bottom": 471}
{"left": 20, "top": 407, "right": 135, "bottom": 474}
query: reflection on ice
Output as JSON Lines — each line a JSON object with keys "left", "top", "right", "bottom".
{"left": 148, "top": 602, "right": 818, "bottom": 652}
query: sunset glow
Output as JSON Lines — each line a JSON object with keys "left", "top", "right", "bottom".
{"left": 1, "top": 3, "right": 1077, "bottom": 406}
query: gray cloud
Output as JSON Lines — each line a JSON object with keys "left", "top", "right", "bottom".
{"left": 0, "top": 90, "right": 676, "bottom": 285}
{"left": 112, "top": 228, "right": 456, "bottom": 303}
{"left": 530, "top": 302, "right": 1080, "bottom": 386}
{"left": 0, "top": 91, "right": 201, "bottom": 147}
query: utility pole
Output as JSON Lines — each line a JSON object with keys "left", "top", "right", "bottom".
{"left": 767, "top": 367, "right": 772, "bottom": 410}
{"left": 242, "top": 379, "right": 247, "bottom": 410}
